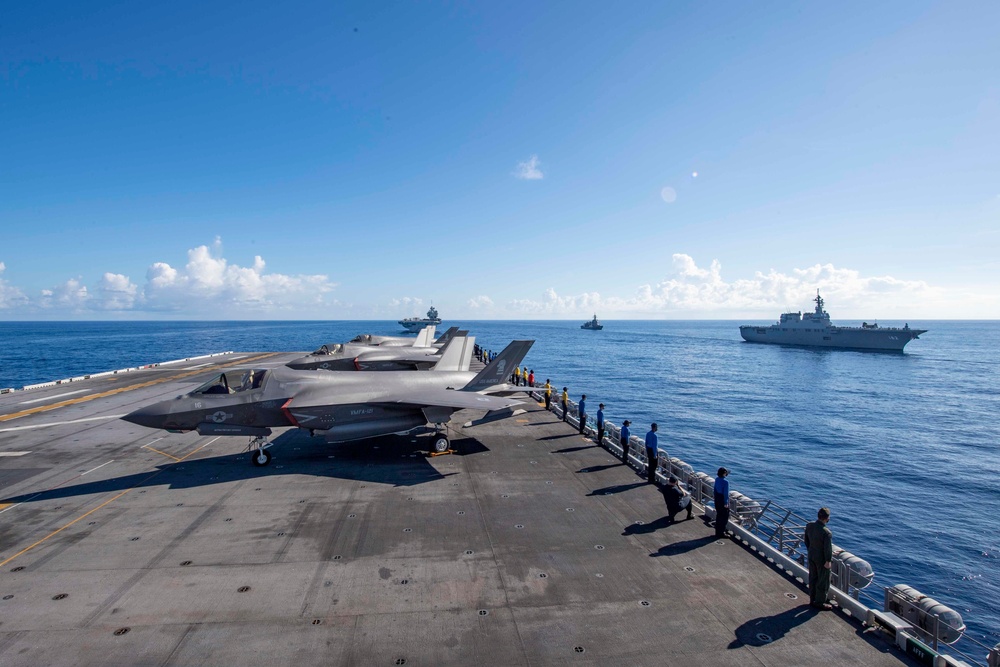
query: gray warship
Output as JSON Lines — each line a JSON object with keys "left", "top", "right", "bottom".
{"left": 398, "top": 305, "right": 442, "bottom": 332}
{"left": 739, "top": 292, "right": 926, "bottom": 351}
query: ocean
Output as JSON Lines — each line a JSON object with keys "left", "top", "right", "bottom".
{"left": 1, "top": 319, "right": 997, "bottom": 643}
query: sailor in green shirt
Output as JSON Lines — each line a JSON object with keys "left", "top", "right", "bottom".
{"left": 804, "top": 507, "right": 833, "bottom": 610}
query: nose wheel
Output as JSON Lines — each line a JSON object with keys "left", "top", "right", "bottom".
{"left": 429, "top": 423, "right": 452, "bottom": 456}
{"left": 247, "top": 435, "right": 273, "bottom": 466}
{"left": 432, "top": 435, "right": 450, "bottom": 454}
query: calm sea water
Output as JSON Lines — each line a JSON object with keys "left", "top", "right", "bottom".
{"left": 1, "top": 319, "right": 997, "bottom": 642}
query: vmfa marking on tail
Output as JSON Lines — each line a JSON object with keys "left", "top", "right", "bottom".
{"left": 123, "top": 340, "right": 535, "bottom": 465}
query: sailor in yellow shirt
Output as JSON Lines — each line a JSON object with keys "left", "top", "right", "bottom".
{"left": 561, "top": 387, "right": 569, "bottom": 422}
{"left": 544, "top": 380, "right": 552, "bottom": 410}
{"left": 512, "top": 366, "right": 521, "bottom": 385}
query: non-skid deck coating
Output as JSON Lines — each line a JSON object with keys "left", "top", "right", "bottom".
{"left": 0, "top": 352, "right": 917, "bottom": 666}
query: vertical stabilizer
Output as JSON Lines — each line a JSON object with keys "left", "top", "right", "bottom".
{"left": 414, "top": 325, "right": 437, "bottom": 348}
{"left": 431, "top": 335, "right": 475, "bottom": 372}
{"left": 461, "top": 340, "right": 534, "bottom": 392}
{"left": 434, "top": 326, "right": 460, "bottom": 346}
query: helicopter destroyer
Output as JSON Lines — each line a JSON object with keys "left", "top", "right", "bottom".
{"left": 740, "top": 292, "right": 926, "bottom": 351}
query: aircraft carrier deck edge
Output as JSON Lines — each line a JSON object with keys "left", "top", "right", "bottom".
{"left": 0, "top": 352, "right": 919, "bottom": 666}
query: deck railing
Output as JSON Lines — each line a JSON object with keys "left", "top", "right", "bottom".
{"left": 526, "top": 387, "right": 998, "bottom": 667}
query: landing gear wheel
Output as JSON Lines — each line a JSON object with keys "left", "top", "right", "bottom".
{"left": 251, "top": 449, "right": 272, "bottom": 467}
{"left": 432, "top": 436, "right": 449, "bottom": 454}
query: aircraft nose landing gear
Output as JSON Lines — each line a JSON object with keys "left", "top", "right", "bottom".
{"left": 247, "top": 435, "right": 273, "bottom": 466}
{"left": 429, "top": 423, "right": 452, "bottom": 456}
{"left": 432, "top": 435, "right": 449, "bottom": 454}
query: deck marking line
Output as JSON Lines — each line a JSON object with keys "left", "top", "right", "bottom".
{"left": 0, "top": 503, "right": 13, "bottom": 512}
{"left": 0, "top": 452, "right": 31, "bottom": 457}
{"left": 0, "top": 353, "right": 275, "bottom": 424}
{"left": 0, "top": 415, "right": 126, "bottom": 433}
{"left": 19, "top": 390, "right": 88, "bottom": 404}
{"left": 179, "top": 437, "right": 220, "bottom": 462}
{"left": 142, "top": 445, "right": 182, "bottom": 462}
{"left": 0, "top": 490, "right": 132, "bottom": 568}
{"left": 0, "top": 438, "right": 218, "bottom": 556}
{"left": 81, "top": 460, "right": 115, "bottom": 476}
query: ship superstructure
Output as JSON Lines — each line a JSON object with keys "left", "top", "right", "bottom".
{"left": 398, "top": 305, "right": 442, "bottom": 332}
{"left": 739, "top": 292, "right": 926, "bottom": 351}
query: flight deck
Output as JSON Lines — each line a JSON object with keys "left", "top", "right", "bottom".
{"left": 0, "top": 352, "right": 919, "bottom": 666}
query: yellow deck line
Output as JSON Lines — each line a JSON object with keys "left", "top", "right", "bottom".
{"left": 144, "top": 437, "right": 216, "bottom": 463}
{"left": 0, "top": 490, "right": 132, "bottom": 568}
{"left": 0, "top": 437, "right": 223, "bottom": 568}
{"left": 142, "top": 445, "right": 182, "bottom": 462}
{"left": 0, "top": 353, "right": 276, "bottom": 424}
{"left": 0, "top": 503, "right": 11, "bottom": 511}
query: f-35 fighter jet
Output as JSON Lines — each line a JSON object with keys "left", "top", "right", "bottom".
{"left": 122, "top": 340, "right": 535, "bottom": 465}
{"left": 287, "top": 331, "right": 473, "bottom": 371}
{"left": 349, "top": 325, "right": 460, "bottom": 348}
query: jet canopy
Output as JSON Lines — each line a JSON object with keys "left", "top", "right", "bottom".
{"left": 192, "top": 369, "right": 269, "bottom": 395}
{"left": 312, "top": 344, "right": 345, "bottom": 355}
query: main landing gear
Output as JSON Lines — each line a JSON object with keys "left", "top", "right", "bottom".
{"left": 247, "top": 435, "right": 273, "bottom": 466}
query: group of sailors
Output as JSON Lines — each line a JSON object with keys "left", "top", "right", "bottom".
{"left": 542, "top": 387, "right": 734, "bottom": 537}
{"left": 473, "top": 344, "right": 497, "bottom": 364}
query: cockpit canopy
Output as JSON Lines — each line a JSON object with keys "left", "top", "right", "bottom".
{"left": 312, "top": 343, "right": 345, "bottom": 355}
{"left": 349, "top": 334, "right": 373, "bottom": 344}
{"left": 192, "top": 369, "right": 268, "bottom": 395}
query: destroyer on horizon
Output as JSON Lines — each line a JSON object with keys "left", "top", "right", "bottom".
{"left": 739, "top": 292, "right": 926, "bottom": 351}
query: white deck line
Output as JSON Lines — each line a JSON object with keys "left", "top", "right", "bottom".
{"left": 19, "top": 389, "right": 89, "bottom": 404}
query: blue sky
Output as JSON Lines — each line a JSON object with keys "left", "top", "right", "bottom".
{"left": 2, "top": 1, "right": 998, "bottom": 319}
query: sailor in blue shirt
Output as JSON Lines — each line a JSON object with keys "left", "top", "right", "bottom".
{"left": 596, "top": 403, "right": 605, "bottom": 445}
{"left": 714, "top": 467, "right": 730, "bottom": 538}
{"left": 644, "top": 423, "right": 659, "bottom": 484}
{"left": 578, "top": 395, "right": 587, "bottom": 434}
{"left": 619, "top": 420, "right": 631, "bottom": 463}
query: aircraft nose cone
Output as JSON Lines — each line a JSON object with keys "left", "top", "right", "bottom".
{"left": 122, "top": 403, "right": 171, "bottom": 430}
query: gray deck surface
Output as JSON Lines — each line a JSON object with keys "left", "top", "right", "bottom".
{"left": 0, "top": 352, "right": 916, "bottom": 666}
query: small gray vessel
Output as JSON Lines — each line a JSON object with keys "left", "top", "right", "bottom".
{"left": 740, "top": 292, "right": 926, "bottom": 351}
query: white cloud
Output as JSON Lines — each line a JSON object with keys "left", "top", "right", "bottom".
{"left": 514, "top": 155, "right": 544, "bottom": 180}
{"left": 660, "top": 186, "right": 677, "bottom": 203}
{"left": 0, "top": 241, "right": 338, "bottom": 317}
{"left": 505, "top": 255, "right": 953, "bottom": 318}
{"left": 96, "top": 273, "right": 139, "bottom": 310}
{"left": 467, "top": 295, "right": 494, "bottom": 309}
{"left": 39, "top": 278, "right": 90, "bottom": 310}
{"left": 141, "top": 242, "right": 337, "bottom": 315}
{"left": 0, "top": 262, "right": 29, "bottom": 309}
{"left": 509, "top": 288, "right": 603, "bottom": 314}
{"left": 389, "top": 297, "right": 424, "bottom": 309}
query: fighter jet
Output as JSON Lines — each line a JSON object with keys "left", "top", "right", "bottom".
{"left": 122, "top": 340, "right": 535, "bottom": 465}
{"left": 349, "top": 325, "right": 460, "bottom": 348}
{"left": 287, "top": 331, "right": 473, "bottom": 371}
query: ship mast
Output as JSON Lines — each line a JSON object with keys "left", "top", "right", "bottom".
{"left": 814, "top": 290, "right": 825, "bottom": 315}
